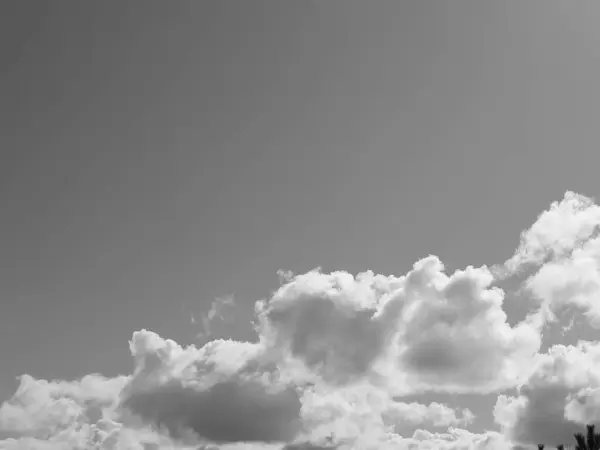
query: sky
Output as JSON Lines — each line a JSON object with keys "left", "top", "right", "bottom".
{"left": 2, "top": 1, "right": 600, "bottom": 449}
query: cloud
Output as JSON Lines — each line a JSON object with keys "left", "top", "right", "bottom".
{"left": 122, "top": 329, "right": 302, "bottom": 445}
{"left": 501, "top": 192, "right": 600, "bottom": 331}
{"left": 400, "top": 428, "right": 510, "bottom": 450}
{"left": 0, "top": 373, "right": 173, "bottom": 450}
{"left": 295, "top": 381, "right": 483, "bottom": 450}
{"left": 491, "top": 191, "right": 600, "bottom": 448}
{"left": 395, "top": 258, "right": 541, "bottom": 394}
{"left": 494, "top": 341, "right": 600, "bottom": 447}
{"left": 123, "top": 380, "right": 301, "bottom": 444}
{"left": 384, "top": 401, "right": 475, "bottom": 431}
{"left": 255, "top": 269, "right": 403, "bottom": 385}
{"left": 504, "top": 191, "right": 600, "bottom": 274}
{"left": 7, "top": 191, "right": 600, "bottom": 449}
{"left": 0, "top": 325, "right": 504, "bottom": 449}
{"left": 526, "top": 235, "right": 600, "bottom": 328}
{"left": 196, "top": 296, "right": 236, "bottom": 339}
{"left": 256, "top": 257, "right": 540, "bottom": 394}
{"left": 0, "top": 374, "right": 126, "bottom": 438}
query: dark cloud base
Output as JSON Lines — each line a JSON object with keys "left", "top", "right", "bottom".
{"left": 123, "top": 379, "right": 302, "bottom": 444}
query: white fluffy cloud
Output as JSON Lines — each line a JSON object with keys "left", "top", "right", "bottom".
{"left": 0, "top": 374, "right": 126, "bottom": 438}
{"left": 0, "top": 373, "right": 175, "bottom": 450}
{"left": 502, "top": 192, "right": 600, "bottom": 330}
{"left": 0, "top": 329, "right": 490, "bottom": 450}
{"left": 527, "top": 235, "right": 600, "bottom": 328}
{"left": 394, "top": 258, "right": 540, "bottom": 394}
{"left": 6, "top": 191, "right": 600, "bottom": 449}
{"left": 256, "top": 256, "right": 540, "bottom": 394}
{"left": 494, "top": 341, "right": 600, "bottom": 448}
{"left": 505, "top": 191, "right": 600, "bottom": 274}
{"left": 122, "top": 331, "right": 302, "bottom": 445}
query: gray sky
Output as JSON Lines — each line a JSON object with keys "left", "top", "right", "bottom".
{"left": 2, "top": 2, "right": 600, "bottom": 448}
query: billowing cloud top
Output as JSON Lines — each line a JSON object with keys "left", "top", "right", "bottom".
{"left": 3, "top": 191, "right": 600, "bottom": 449}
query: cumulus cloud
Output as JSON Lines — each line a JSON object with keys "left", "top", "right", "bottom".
{"left": 0, "top": 374, "right": 126, "bottom": 438}
{"left": 494, "top": 341, "right": 600, "bottom": 447}
{"left": 402, "top": 428, "right": 509, "bottom": 450}
{"left": 527, "top": 235, "right": 600, "bottom": 328}
{"left": 500, "top": 192, "right": 600, "bottom": 330}
{"left": 123, "top": 380, "right": 301, "bottom": 444}
{"left": 0, "top": 373, "right": 173, "bottom": 450}
{"left": 395, "top": 258, "right": 540, "bottom": 394}
{"left": 505, "top": 191, "right": 600, "bottom": 273}
{"left": 7, "top": 190, "right": 600, "bottom": 449}
{"left": 121, "top": 330, "right": 302, "bottom": 444}
{"left": 255, "top": 268, "right": 403, "bottom": 385}
{"left": 384, "top": 401, "right": 475, "bottom": 430}
{"left": 256, "top": 256, "right": 540, "bottom": 394}
{"left": 0, "top": 324, "right": 502, "bottom": 449}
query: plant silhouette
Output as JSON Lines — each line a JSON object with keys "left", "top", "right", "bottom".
{"left": 538, "top": 424, "right": 600, "bottom": 450}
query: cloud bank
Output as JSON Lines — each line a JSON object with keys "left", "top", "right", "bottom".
{"left": 3, "top": 191, "right": 600, "bottom": 449}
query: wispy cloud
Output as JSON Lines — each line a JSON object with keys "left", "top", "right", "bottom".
{"left": 196, "top": 295, "right": 236, "bottom": 339}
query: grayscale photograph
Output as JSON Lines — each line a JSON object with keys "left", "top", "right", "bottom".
{"left": 1, "top": 2, "right": 600, "bottom": 449}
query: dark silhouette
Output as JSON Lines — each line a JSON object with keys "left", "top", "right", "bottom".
{"left": 574, "top": 425, "right": 600, "bottom": 450}
{"left": 538, "top": 424, "right": 600, "bottom": 450}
